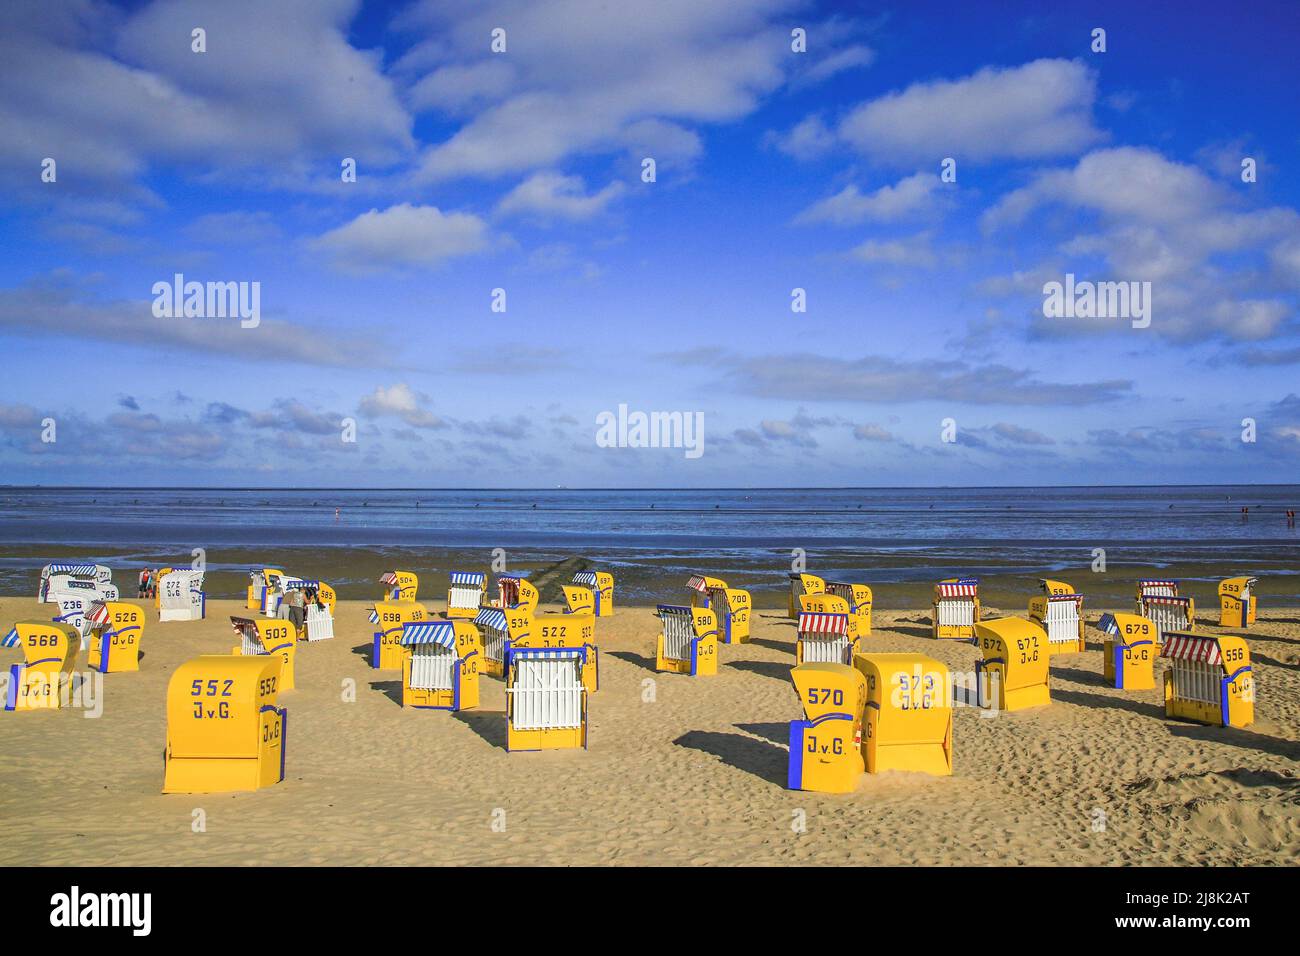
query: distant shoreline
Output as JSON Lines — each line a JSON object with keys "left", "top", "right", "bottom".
{"left": 4, "top": 541, "right": 1298, "bottom": 607}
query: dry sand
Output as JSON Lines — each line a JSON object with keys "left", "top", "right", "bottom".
{"left": 0, "top": 596, "right": 1296, "bottom": 866}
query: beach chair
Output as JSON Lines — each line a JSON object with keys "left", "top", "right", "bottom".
{"left": 278, "top": 579, "right": 334, "bottom": 640}
{"left": 1218, "top": 576, "right": 1258, "bottom": 628}
{"left": 380, "top": 570, "right": 419, "bottom": 602}
{"left": 787, "top": 573, "right": 825, "bottom": 619}
{"left": 796, "top": 607, "right": 855, "bottom": 665}
{"left": 46, "top": 579, "right": 106, "bottom": 647}
{"left": 687, "top": 574, "right": 728, "bottom": 609}
{"left": 854, "top": 653, "right": 952, "bottom": 775}
{"left": 475, "top": 608, "right": 514, "bottom": 676}
{"left": 1162, "top": 632, "right": 1253, "bottom": 728}
{"left": 446, "top": 571, "right": 486, "bottom": 618}
{"left": 368, "top": 600, "right": 428, "bottom": 669}
{"left": 281, "top": 578, "right": 336, "bottom": 616}
{"left": 85, "top": 601, "right": 144, "bottom": 673}
{"left": 163, "top": 655, "right": 287, "bottom": 793}
{"left": 1097, "top": 613, "right": 1156, "bottom": 690}
{"left": 572, "top": 570, "right": 614, "bottom": 616}
{"left": 826, "top": 581, "right": 872, "bottom": 637}
{"left": 655, "top": 605, "right": 718, "bottom": 676}
{"left": 303, "top": 602, "right": 334, "bottom": 642}
{"left": 44, "top": 572, "right": 119, "bottom": 611}
{"left": 159, "top": 569, "right": 206, "bottom": 621}
{"left": 2, "top": 621, "right": 79, "bottom": 712}
{"left": 151, "top": 568, "right": 174, "bottom": 610}
{"left": 230, "top": 617, "right": 297, "bottom": 691}
{"left": 799, "top": 590, "right": 864, "bottom": 639}
{"left": 497, "top": 575, "right": 538, "bottom": 614}
{"left": 707, "top": 584, "right": 752, "bottom": 643}
{"left": 932, "top": 577, "right": 980, "bottom": 639}
{"left": 1029, "top": 579, "right": 1084, "bottom": 654}
{"left": 974, "top": 617, "right": 1050, "bottom": 712}
{"left": 399, "top": 620, "right": 481, "bottom": 711}
{"left": 1136, "top": 593, "right": 1193, "bottom": 647}
{"left": 787, "top": 662, "right": 867, "bottom": 793}
{"left": 247, "top": 568, "right": 285, "bottom": 611}
{"left": 506, "top": 647, "right": 588, "bottom": 751}
{"left": 38, "top": 563, "right": 112, "bottom": 603}
{"left": 561, "top": 584, "right": 595, "bottom": 615}
{"left": 50, "top": 594, "right": 92, "bottom": 648}
{"left": 1136, "top": 579, "right": 1179, "bottom": 603}
{"left": 513, "top": 612, "right": 599, "bottom": 691}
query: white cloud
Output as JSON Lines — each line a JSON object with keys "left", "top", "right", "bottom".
{"left": 310, "top": 203, "right": 491, "bottom": 271}
{"left": 835, "top": 59, "right": 1103, "bottom": 165}
{"left": 796, "top": 172, "right": 940, "bottom": 225}
{"left": 982, "top": 147, "right": 1226, "bottom": 232}
{"left": 769, "top": 114, "right": 836, "bottom": 161}
{"left": 398, "top": 0, "right": 800, "bottom": 181}
{"left": 0, "top": 0, "right": 413, "bottom": 188}
{"left": 0, "top": 271, "right": 390, "bottom": 368}
{"left": 407, "top": 59, "right": 516, "bottom": 116}
{"left": 669, "top": 349, "right": 1132, "bottom": 406}
{"left": 796, "top": 44, "right": 875, "bottom": 86}
{"left": 358, "top": 383, "right": 445, "bottom": 428}
{"left": 495, "top": 171, "right": 625, "bottom": 221}
{"left": 981, "top": 147, "right": 1300, "bottom": 341}
{"left": 848, "top": 233, "right": 937, "bottom": 268}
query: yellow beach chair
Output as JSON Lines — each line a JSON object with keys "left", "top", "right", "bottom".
{"left": 505, "top": 646, "right": 588, "bottom": 751}
{"left": 400, "top": 620, "right": 481, "bottom": 711}
{"left": 572, "top": 570, "right": 614, "bottom": 616}
{"left": 162, "top": 655, "right": 287, "bottom": 793}
{"left": 973, "top": 617, "right": 1050, "bottom": 712}
{"left": 655, "top": 605, "right": 718, "bottom": 675}
{"left": 787, "top": 662, "right": 867, "bottom": 793}
{"left": 1218, "top": 576, "right": 1258, "bottom": 628}
{"left": 1162, "top": 632, "right": 1253, "bottom": 728}
{"left": 1029, "top": 579, "right": 1084, "bottom": 654}
{"left": 369, "top": 600, "right": 428, "bottom": 669}
{"left": 787, "top": 572, "right": 825, "bottom": 619}
{"left": 933, "top": 577, "right": 980, "bottom": 639}
{"left": 3, "top": 621, "right": 79, "bottom": 711}
{"left": 230, "top": 617, "right": 297, "bottom": 692}
{"left": 380, "top": 570, "right": 419, "bottom": 602}
{"left": 854, "top": 653, "right": 952, "bottom": 775}
{"left": 85, "top": 600, "right": 144, "bottom": 673}
{"left": 1097, "top": 613, "right": 1156, "bottom": 690}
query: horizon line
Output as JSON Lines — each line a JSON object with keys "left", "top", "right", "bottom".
{"left": 2, "top": 483, "right": 1298, "bottom": 492}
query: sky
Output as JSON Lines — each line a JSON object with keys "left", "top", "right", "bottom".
{"left": 1, "top": 0, "right": 1299, "bottom": 488}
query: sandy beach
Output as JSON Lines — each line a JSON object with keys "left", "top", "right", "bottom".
{"left": 1, "top": 595, "right": 1295, "bottom": 866}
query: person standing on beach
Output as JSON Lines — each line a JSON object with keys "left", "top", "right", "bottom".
{"left": 138, "top": 567, "right": 148, "bottom": 598}
{"left": 283, "top": 586, "right": 305, "bottom": 636}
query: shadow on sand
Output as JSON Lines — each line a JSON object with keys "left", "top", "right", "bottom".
{"left": 673, "top": 729, "right": 786, "bottom": 786}
{"left": 454, "top": 709, "right": 509, "bottom": 750}
{"left": 369, "top": 678, "right": 403, "bottom": 708}
{"left": 608, "top": 649, "right": 656, "bottom": 673}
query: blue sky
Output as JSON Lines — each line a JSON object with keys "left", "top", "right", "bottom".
{"left": 2, "top": 0, "right": 1299, "bottom": 487}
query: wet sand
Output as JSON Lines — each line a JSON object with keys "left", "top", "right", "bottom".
{"left": 3, "top": 542, "right": 1296, "bottom": 608}
{"left": 0, "top": 595, "right": 1296, "bottom": 866}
